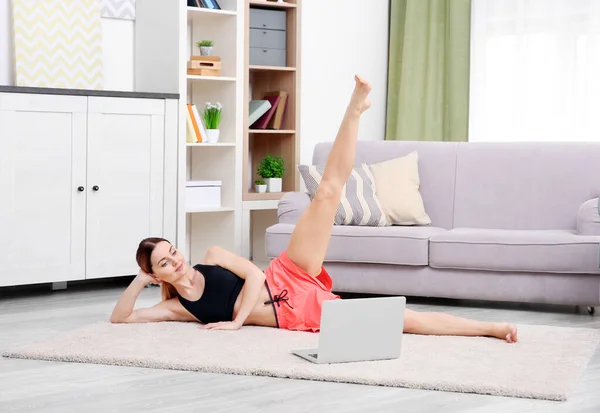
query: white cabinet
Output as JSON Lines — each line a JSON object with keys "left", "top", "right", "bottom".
{"left": 0, "top": 93, "right": 87, "bottom": 286}
{"left": 0, "top": 92, "right": 177, "bottom": 287}
{"left": 85, "top": 97, "right": 166, "bottom": 280}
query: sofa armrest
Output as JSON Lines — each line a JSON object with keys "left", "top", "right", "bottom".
{"left": 277, "top": 191, "right": 311, "bottom": 224}
{"left": 577, "top": 197, "right": 600, "bottom": 235}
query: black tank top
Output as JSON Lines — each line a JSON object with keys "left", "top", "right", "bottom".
{"left": 177, "top": 263, "right": 245, "bottom": 324}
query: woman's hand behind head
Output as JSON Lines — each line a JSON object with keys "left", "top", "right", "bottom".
{"left": 136, "top": 269, "right": 161, "bottom": 286}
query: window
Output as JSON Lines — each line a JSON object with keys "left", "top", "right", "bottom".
{"left": 468, "top": 0, "right": 600, "bottom": 142}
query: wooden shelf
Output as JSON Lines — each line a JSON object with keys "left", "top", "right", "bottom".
{"left": 186, "top": 142, "right": 236, "bottom": 147}
{"left": 244, "top": 192, "right": 286, "bottom": 201}
{"left": 187, "top": 75, "right": 237, "bottom": 82}
{"left": 186, "top": 206, "right": 235, "bottom": 213}
{"left": 249, "top": 0, "right": 297, "bottom": 9}
{"left": 249, "top": 65, "right": 296, "bottom": 72}
{"left": 248, "top": 129, "right": 295, "bottom": 134}
{"left": 187, "top": 6, "right": 237, "bottom": 17}
{"left": 242, "top": 0, "right": 301, "bottom": 260}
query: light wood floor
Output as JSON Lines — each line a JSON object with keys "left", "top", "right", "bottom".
{"left": 1, "top": 279, "right": 599, "bottom": 413}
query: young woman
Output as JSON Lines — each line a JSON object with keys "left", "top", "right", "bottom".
{"left": 110, "top": 75, "right": 518, "bottom": 343}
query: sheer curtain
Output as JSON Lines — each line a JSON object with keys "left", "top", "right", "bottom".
{"left": 468, "top": 0, "right": 600, "bottom": 142}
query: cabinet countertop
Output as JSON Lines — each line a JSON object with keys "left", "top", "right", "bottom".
{"left": 0, "top": 85, "right": 179, "bottom": 100}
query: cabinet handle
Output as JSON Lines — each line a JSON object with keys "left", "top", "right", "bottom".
{"left": 263, "top": 49, "right": 267, "bottom": 52}
{"left": 93, "top": 185, "right": 100, "bottom": 191}
{"left": 263, "top": 31, "right": 267, "bottom": 34}
{"left": 77, "top": 186, "right": 85, "bottom": 192}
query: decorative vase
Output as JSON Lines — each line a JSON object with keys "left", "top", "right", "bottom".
{"left": 265, "top": 177, "right": 282, "bottom": 193}
{"left": 206, "top": 129, "right": 220, "bottom": 143}
{"left": 255, "top": 184, "right": 267, "bottom": 193}
{"left": 200, "top": 46, "right": 213, "bottom": 56}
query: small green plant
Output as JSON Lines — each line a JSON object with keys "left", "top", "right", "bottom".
{"left": 256, "top": 155, "right": 285, "bottom": 179}
{"left": 255, "top": 179, "right": 265, "bottom": 185}
{"left": 197, "top": 40, "right": 213, "bottom": 47}
{"left": 202, "top": 102, "right": 222, "bottom": 129}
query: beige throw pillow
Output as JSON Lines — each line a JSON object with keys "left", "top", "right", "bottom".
{"left": 369, "top": 151, "right": 431, "bottom": 225}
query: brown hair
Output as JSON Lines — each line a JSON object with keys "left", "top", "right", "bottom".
{"left": 135, "top": 237, "right": 179, "bottom": 301}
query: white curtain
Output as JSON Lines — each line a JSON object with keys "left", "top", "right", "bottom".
{"left": 468, "top": 0, "right": 600, "bottom": 142}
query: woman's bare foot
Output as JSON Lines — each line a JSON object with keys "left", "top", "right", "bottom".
{"left": 494, "top": 322, "right": 518, "bottom": 343}
{"left": 348, "top": 74, "right": 372, "bottom": 114}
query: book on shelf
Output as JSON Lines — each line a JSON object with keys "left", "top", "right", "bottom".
{"left": 264, "top": 90, "right": 288, "bottom": 130}
{"left": 186, "top": 103, "right": 208, "bottom": 143}
{"left": 185, "top": 109, "right": 197, "bottom": 143}
{"left": 249, "top": 100, "right": 271, "bottom": 127}
{"left": 188, "top": 0, "right": 221, "bottom": 9}
{"left": 250, "top": 95, "right": 280, "bottom": 129}
{"left": 248, "top": 91, "right": 288, "bottom": 130}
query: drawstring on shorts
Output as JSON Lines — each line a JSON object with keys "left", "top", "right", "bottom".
{"left": 264, "top": 288, "right": 294, "bottom": 309}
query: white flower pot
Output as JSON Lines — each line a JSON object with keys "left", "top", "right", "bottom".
{"left": 200, "top": 46, "right": 213, "bottom": 56}
{"left": 265, "top": 177, "right": 282, "bottom": 193}
{"left": 255, "top": 184, "right": 267, "bottom": 193}
{"left": 205, "top": 129, "right": 220, "bottom": 143}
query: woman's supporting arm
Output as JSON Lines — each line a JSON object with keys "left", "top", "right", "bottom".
{"left": 109, "top": 271, "right": 186, "bottom": 323}
{"left": 110, "top": 272, "right": 151, "bottom": 323}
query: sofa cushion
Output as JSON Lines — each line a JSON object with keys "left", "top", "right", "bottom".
{"left": 452, "top": 142, "right": 600, "bottom": 230}
{"left": 266, "top": 223, "right": 447, "bottom": 266}
{"left": 368, "top": 151, "right": 432, "bottom": 226}
{"left": 298, "top": 164, "right": 388, "bottom": 227}
{"left": 577, "top": 197, "right": 600, "bottom": 235}
{"left": 429, "top": 228, "right": 600, "bottom": 274}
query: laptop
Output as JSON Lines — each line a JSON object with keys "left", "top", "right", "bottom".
{"left": 291, "top": 296, "right": 406, "bottom": 364}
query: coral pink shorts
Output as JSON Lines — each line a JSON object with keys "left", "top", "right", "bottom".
{"left": 264, "top": 250, "right": 340, "bottom": 332}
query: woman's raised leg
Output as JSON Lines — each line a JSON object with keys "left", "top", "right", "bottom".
{"left": 403, "top": 309, "right": 519, "bottom": 343}
{"left": 285, "top": 75, "right": 372, "bottom": 276}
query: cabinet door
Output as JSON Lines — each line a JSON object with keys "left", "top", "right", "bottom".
{"left": 85, "top": 97, "right": 165, "bottom": 279}
{"left": 0, "top": 93, "right": 87, "bottom": 286}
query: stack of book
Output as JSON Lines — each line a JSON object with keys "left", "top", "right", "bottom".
{"left": 186, "top": 103, "right": 208, "bottom": 143}
{"left": 249, "top": 90, "right": 288, "bottom": 130}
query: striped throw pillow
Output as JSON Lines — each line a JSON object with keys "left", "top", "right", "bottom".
{"left": 298, "top": 164, "right": 390, "bottom": 227}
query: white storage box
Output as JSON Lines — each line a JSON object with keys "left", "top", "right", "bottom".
{"left": 186, "top": 180, "right": 222, "bottom": 209}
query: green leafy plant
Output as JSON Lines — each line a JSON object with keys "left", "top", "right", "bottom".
{"left": 202, "top": 102, "right": 222, "bottom": 129}
{"left": 197, "top": 40, "right": 213, "bottom": 47}
{"left": 255, "top": 179, "right": 265, "bottom": 185}
{"left": 256, "top": 155, "right": 285, "bottom": 179}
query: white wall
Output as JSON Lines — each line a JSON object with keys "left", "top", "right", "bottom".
{"left": 300, "top": 0, "right": 390, "bottom": 164}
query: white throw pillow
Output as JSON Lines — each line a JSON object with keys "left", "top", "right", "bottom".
{"left": 368, "top": 151, "right": 431, "bottom": 226}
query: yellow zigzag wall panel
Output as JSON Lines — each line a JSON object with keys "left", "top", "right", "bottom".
{"left": 12, "top": 0, "right": 103, "bottom": 89}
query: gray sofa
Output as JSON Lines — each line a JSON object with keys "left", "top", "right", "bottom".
{"left": 265, "top": 140, "right": 600, "bottom": 309}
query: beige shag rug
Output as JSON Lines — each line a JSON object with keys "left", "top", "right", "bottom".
{"left": 3, "top": 322, "right": 599, "bottom": 401}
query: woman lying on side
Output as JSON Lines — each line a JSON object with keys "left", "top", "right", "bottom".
{"left": 110, "top": 75, "right": 518, "bottom": 344}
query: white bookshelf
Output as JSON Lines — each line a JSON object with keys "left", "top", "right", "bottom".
{"left": 135, "top": 0, "right": 300, "bottom": 265}
{"left": 136, "top": 0, "right": 244, "bottom": 264}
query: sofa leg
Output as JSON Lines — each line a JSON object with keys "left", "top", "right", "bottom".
{"left": 587, "top": 306, "right": 596, "bottom": 315}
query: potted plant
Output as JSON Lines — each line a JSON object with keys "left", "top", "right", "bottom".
{"left": 197, "top": 40, "right": 213, "bottom": 56}
{"left": 254, "top": 179, "right": 266, "bottom": 193}
{"left": 256, "top": 155, "right": 285, "bottom": 193}
{"left": 201, "top": 102, "right": 222, "bottom": 143}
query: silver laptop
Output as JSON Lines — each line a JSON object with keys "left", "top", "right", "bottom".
{"left": 292, "top": 296, "right": 406, "bottom": 364}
